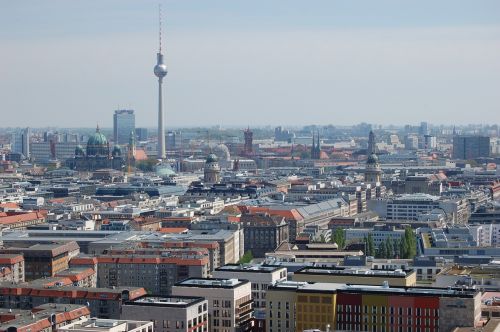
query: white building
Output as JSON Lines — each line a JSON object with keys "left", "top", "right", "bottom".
{"left": 212, "top": 264, "right": 287, "bottom": 327}
{"left": 121, "top": 296, "right": 208, "bottom": 332}
{"left": 172, "top": 278, "right": 253, "bottom": 332}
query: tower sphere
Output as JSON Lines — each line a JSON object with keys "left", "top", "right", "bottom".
{"left": 154, "top": 63, "right": 168, "bottom": 78}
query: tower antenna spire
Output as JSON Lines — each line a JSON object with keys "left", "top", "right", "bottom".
{"left": 158, "top": 4, "right": 162, "bottom": 53}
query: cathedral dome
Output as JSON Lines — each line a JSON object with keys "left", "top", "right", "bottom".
{"left": 206, "top": 153, "right": 219, "bottom": 163}
{"left": 112, "top": 145, "right": 122, "bottom": 157}
{"left": 367, "top": 153, "right": 379, "bottom": 165}
{"left": 86, "top": 126, "right": 109, "bottom": 156}
{"left": 75, "top": 145, "right": 85, "bottom": 157}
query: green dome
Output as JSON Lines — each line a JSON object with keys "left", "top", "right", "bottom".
{"left": 367, "top": 153, "right": 379, "bottom": 165}
{"left": 112, "top": 145, "right": 122, "bottom": 157}
{"left": 206, "top": 153, "right": 218, "bottom": 163}
{"left": 155, "top": 163, "right": 176, "bottom": 177}
{"left": 86, "top": 126, "right": 109, "bottom": 156}
{"left": 75, "top": 145, "right": 85, "bottom": 157}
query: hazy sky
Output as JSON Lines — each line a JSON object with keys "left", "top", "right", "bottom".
{"left": 1, "top": 0, "right": 499, "bottom": 128}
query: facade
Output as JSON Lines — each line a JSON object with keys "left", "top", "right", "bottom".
{"left": 0, "top": 242, "right": 80, "bottom": 281}
{"left": 266, "top": 281, "right": 481, "bottom": 332}
{"left": 172, "top": 278, "right": 253, "bottom": 332}
{"left": 452, "top": 135, "right": 490, "bottom": 159}
{"left": 59, "top": 318, "right": 153, "bottom": 332}
{"left": 344, "top": 225, "right": 405, "bottom": 247}
{"left": 77, "top": 254, "right": 209, "bottom": 295}
{"left": 291, "top": 266, "right": 417, "bottom": 287}
{"left": 113, "top": 109, "right": 135, "bottom": 144}
{"left": 31, "top": 142, "right": 83, "bottom": 163}
{"left": 122, "top": 295, "right": 208, "bottom": 332}
{"left": 241, "top": 214, "right": 289, "bottom": 258}
{"left": 213, "top": 264, "right": 287, "bottom": 329}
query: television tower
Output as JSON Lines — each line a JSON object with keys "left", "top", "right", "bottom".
{"left": 154, "top": 5, "right": 168, "bottom": 160}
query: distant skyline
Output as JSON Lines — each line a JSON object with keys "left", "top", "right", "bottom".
{"left": 1, "top": 0, "right": 499, "bottom": 127}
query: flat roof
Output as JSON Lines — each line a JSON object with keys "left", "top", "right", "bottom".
{"left": 215, "top": 264, "right": 286, "bottom": 273}
{"left": 295, "top": 266, "right": 414, "bottom": 278}
{"left": 125, "top": 295, "right": 205, "bottom": 308}
{"left": 269, "top": 281, "right": 479, "bottom": 298}
{"left": 175, "top": 278, "right": 249, "bottom": 289}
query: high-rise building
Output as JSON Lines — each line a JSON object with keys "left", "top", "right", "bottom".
{"left": 113, "top": 109, "right": 135, "bottom": 144}
{"left": 135, "top": 128, "right": 148, "bottom": 141}
{"left": 452, "top": 135, "right": 490, "bottom": 159}
{"left": 154, "top": 8, "right": 168, "bottom": 160}
{"left": 423, "top": 134, "right": 437, "bottom": 149}
{"left": 11, "top": 127, "right": 31, "bottom": 158}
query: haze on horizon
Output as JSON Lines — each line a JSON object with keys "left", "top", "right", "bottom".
{"left": 1, "top": 0, "right": 499, "bottom": 128}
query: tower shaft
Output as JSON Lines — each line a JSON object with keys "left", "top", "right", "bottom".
{"left": 157, "top": 78, "right": 166, "bottom": 159}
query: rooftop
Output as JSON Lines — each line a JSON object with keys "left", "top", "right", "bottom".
{"left": 295, "top": 266, "right": 414, "bottom": 278}
{"left": 175, "top": 278, "right": 249, "bottom": 289}
{"left": 270, "top": 281, "right": 479, "bottom": 298}
{"left": 216, "top": 264, "right": 286, "bottom": 273}
{"left": 126, "top": 295, "right": 205, "bottom": 308}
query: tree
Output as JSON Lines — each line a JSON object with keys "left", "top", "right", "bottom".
{"left": 385, "top": 237, "right": 394, "bottom": 259}
{"left": 376, "top": 242, "right": 387, "bottom": 258}
{"left": 333, "top": 228, "right": 346, "bottom": 249}
{"left": 367, "top": 234, "right": 375, "bottom": 257}
{"left": 238, "top": 251, "right": 253, "bottom": 264}
{"left": 404, "top": 228, "right": 417, "bottom": 258}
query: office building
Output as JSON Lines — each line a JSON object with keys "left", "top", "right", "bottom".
{"left": 0, "top": 242, "right": 80, "bottom": 281}
{"left": 31, "top": 141, "right": 83, "bottom": 163}
{"left": 10, "top": 127, "right": 31, "bottom": 159}
{"left": 122, "top": 295, "right": 208, "bottom": 332}
{"left": 136, "top": 128, "right": 149, "bottom": 141}
{"left": 114, "top": 109, "right": 135, "bottom": 144}
{"left": 172, "top": 278, "right": 253, "bottom": 332}
{"left": 367, "top": 194, "right": 470, "bottom": 224}
{"left": 266, "top": 281, "right": 480, "bottom": 332}
{"left": 241, "top": 213, "right": 289, "bottom": 258}
{"left": 452, "top": 135, "right": 490, "bottom": 159}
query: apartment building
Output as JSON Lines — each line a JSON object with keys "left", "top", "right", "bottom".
{"left": 172, "top": 278, "right": 253, "bottom": 332}
{"left": 213, "top": 264, "right": 287, "bottom": 330}
{"left": 0, "top": 282, "right": 146, "bottom": 319}
{"left": 266, "top": 281, "right": 480, "bottom": 332}
{"left": 0, "top": 304, "right": 90, "bottom": 332}
{"left": 122, "top": 295, "right": 208, "bottom": 332}
{"left": 72, "top": 254, "right": 209, "bottom": 295}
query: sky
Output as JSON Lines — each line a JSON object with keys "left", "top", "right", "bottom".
{"left": 1, "top": 0, "right": 500, "bottom": 128}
